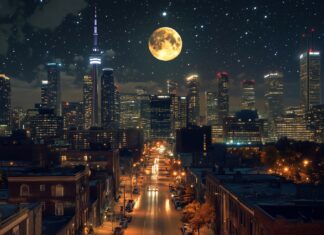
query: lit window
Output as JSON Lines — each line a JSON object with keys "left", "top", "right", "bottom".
{"left": 52, "top": 184, "right": 64, "bottom": 197}
{"left": 40, "top": 184, "right": 45, "bottom": 192}
{"left": 20, "top": 184, "right": 29, "bottom": 196}
{"left": 55, "top": 203, "right": 64, "bottom": 216}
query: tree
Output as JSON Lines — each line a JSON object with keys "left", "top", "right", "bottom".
{"left": 260, "top": 145, "right": 279, "bottom": 166}
{"left": 182, "top": 200, "right": 200, "bottom": 223}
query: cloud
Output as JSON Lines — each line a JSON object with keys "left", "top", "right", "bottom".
{"left": 28, "top": 0, "right": 88, "bottom": 30}
{"left": 117, "top": 81, "right": 162, "bottom": 94}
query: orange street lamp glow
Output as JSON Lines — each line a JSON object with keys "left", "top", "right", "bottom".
{"left": 283, "top": 167, "right": 289, "bottom": 172}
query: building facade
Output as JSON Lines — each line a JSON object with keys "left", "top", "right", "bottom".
{"left": 62, "top": 101, "right": 83, "bottom": 130}
{"left": 83, "top": 75, "right": 93, "bottom": 130}
{"left": 46, "top": 63, "right": 62, "bottom": 116}
{"left": 186, "top": 75, "right": 200, "bottom": 126}
{"left": 300, "top": 50, "right": 321, "bottom": 111}
{"left": 206, "top": 91, "right": 218, "bottom": 125}
{"left": 241, "top": 80, "right": 256, "bottom": 110}
{"left": 0, "top": 74, "right": 11, "bottom": 128}
{"left": 217, "top": 72, "right": 229, "bottom": 124}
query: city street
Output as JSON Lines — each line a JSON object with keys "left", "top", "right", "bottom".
{"left": 95, "top": 147, "right": 183, "bottom": 235}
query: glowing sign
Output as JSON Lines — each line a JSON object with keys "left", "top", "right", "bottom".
{"left": 89, "top": 57, "right": 101, "bottom": 65}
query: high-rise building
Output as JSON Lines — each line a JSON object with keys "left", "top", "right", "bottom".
{"left": 0, "top": 74, "right": 11, "bottom": 127}
{"left": 186, "top": 75, "right": 200, "bottom": 126}
{"left": 119, "top": 93, "right": 141, "bottom": 129}
{"left": 11, "top": 107, "right": 26, "bottom": 130}
{"left": 307, "top": 104, "right": 324, "bottom": 143}
{"left": 101, "top": 68, "right": 118, "bottom": 129}
{"left": 167, "top": 80, "right": 178, "bottom": 95}
{"left": 83, "top": 75, "right": 93, "bottom": 129}
{"left": 224, "top": 110, "right": 263, "bottom": 145}
{"left": 241, "top": 80, "right": 256, "bottom": 110}
{"left": 41, "top": 80, "right": 49, "bottom": 107}
{"left": 264, "top": 72, "right": 284, "bottom": 122}
{"left": 300, "top": 50, "right": 321, "bottom": 111}
{"left": 216, "top": 72, "right": 229, "bottom": 124}
{"left": 171, "top": 95, "right": 187, "bottom": 137}
{"left": 29, "top": 108, "right": 63, "bottom": 142}
{"left": 89, "top": 6, "right": 101, "bottom": 127}
{"left": 62, "top": 101, "right": 83, "bottom": 130}
{"left": 206, "top": 91, "right": 218, "bottom": 125}
{"left": 46, "top": 62, "right": 62, "bottom": 115}
{"left": 150, "top": 95, "right": 172, "bottom": 140}
{"left": 138, "top": 95, "right": 151, "bottom": 140}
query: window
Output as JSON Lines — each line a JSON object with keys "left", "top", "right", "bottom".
{"left": 40, "top": 184, "right": 45, "bottom": 192}
{"left": 52, "top": 184, "right": 64, "bottom": 197}
{"left": 20, "top": 184, "right": 29, "bottom": 196}
{"left": 55, "top": 203, "right": 64, "bottom": 216}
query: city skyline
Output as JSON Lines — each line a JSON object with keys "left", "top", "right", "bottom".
{"left": 0, "top": 0, "right": 323, "bottom": 111}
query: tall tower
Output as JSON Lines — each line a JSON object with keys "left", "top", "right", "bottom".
{"left": 206, "top": 91, "right": 218, "bottom": 124}
{"left": 300, "top": 50, "right": 321, "bottom": 111}
{"left": 83, "top": 75, "right": 93, "bottom": 129}
{"left": 89, "top": 6, "right": 101, "bottom": 127}
{"left": 41, "top": 80, "right": 49, "bottom": 107}
{"left": 264, "top": 72, "right": 284, "bottom": 122}
{"left": 241, "top": 80, "right": 256, "bottom": 110}
{"left": 0, "top": 74, "right": 11, "bottom": 127}
{"left": 167, "top": 80, "right": 178, "bottom": 95}
{"left": 186, "top": 74, "right": 200, "bottom": 126}
{"left": 101, "top": 68, "right": 118, "bottom": 129}
{"left": 217, "top": 72, "right": 229, "bottom": 123}
{"left": 46, "top": 62, "right": 61, "bottom": 115}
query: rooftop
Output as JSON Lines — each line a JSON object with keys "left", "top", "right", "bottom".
{"left": 42, "top": 215, "right": 74, "bottom": 235}
{"left": 8, "top": 165, "right": 87, "bottom": 177}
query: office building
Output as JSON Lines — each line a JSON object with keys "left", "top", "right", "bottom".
{"left": 241, "top": 80, "right": 256, "bottom": 110}
{"left": 150, "top": 95, "right": 172, "bottom": 140}
{"left": 307, "top": 104, "right": 324, "bottom": 143}
{"left": 171, "top": 95, "right": 187, "bottom": 137}
{"left": 224, "top": 110, "right": 263, "bottom": 145}
{"left": 101, "top": 68, "right": 119, "bottom": 129}
{"left": 46, "top": 62, "right": 62, "bottom": 115}
{"left": 300, "top": 50, "right": 321, "bottom": 111}
{"left": 264, "top": 72, "right": 284, "bottom": 122}
{"left": 0, "top": 74, "right": 11, "bottom": 128}
{"left": 186, "top": 75, "right": 200, "bottom": 126}
{"left": 11, "top": 107, "right": 26, "bottom": 130}
{"left": 167, "top": 79, "right": 178, "bottom": 95}
{"left": 217, "top": 72, "right": 229, "bottom": 124}
{"left": 119, "top": 93, "right": 141, "bottom": 129}
{"left": 83, "top": 75, "right": 93, "bottom": 129}
{"left": 206, "top": 91, "right": 218, "bottom": 124}
{"left": 62, "top": 101, "right": 83, "bottom": 130}
{"left": 41, "top": 80, "right": 49, "bottom": 107}
{"left": 138, "top": 94, "right": 151, "bottom": 140}
{"left": 29, "top": 108, "right": 63, "bottom": 142}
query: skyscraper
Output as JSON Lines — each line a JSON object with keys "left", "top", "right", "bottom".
{"left": 167, "top": 80, "right": 178, "bottom": 95}
{"left": 101, "top": 68, "right": 118, "bottom": 128}
{"left": 186, "top": 74, "right": 200, "bottom": 126}
{"left": 264, "top": 72, "right": 284, "bottom": 122}
{"left": 11, "top": 107, "right": 26, "bottom": 130}
{"left": 41, "top": 80, "right": 49, "bottom": 107}
{"left": 205, "top": 91, "right": 218, "bottom": 125}
{"left": 241, "top": 80, "right": 256, "bottom": 110}
{"left": 171, "top": 95, "right": 187, "bottom": 137}
{"left": 138, "top": 94, "right": 151, "bottom": 140}
{"left": 216, "top": 72, "right": 229, "bottom": 123}
{"left": 46, "top": 62, "right": 61, "bottom": 115}
{"left": 83, "top": 75, "right": 93, "bottom": 129}
{"left": 62, "top": 101, "right": 83, "bottom": 130}
{"left": 119, "top": 93, "right": 141, "bottom": 129}
{"left": 0, "top": 74, "right": 11, "bottom": 127}
{"left": 150, "top": 95, "right": 172, "bottom": 140}
{"left": 89, "top": 6, "right": 101, "bottom": 127}
{"left": 300, "top": 50, "right": 321, "bottom": 111}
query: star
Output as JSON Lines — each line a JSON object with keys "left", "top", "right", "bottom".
{"left": 162, "top": 11, "right": 167, "bottom": 17}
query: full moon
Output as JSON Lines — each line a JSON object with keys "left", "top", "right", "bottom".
{"left": 148, "top": 27, "right": 182, "bottom": 61}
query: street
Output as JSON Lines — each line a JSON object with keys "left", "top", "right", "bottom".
{"left": 95, "top": 146, "right": 183, "bottom": 235}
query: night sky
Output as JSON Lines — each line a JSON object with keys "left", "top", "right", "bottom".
{"left": 0, "top": 0, "right": 323, "bottom": 113}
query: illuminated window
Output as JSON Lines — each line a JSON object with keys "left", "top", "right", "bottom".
{"left": 20, "top": 184, "right": 29, "bottom": 196}
{"left": 52, "top": 184, "right": 64, "bottom": 197}
{"left": 55, "top": 203, "right": 64, "bottom": 216}
{"left": 40, "top": 184, "right": 45, "bottom": 192}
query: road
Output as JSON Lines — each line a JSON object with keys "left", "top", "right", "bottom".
{"left": 125, "top": 153, "right": 182, "bottom": 235}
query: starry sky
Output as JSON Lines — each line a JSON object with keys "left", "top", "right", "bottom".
{"left": 0, "top": 0, "right": 323, "bottom": 113}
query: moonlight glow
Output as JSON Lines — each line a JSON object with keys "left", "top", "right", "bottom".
{"left": 148, "top": 27, "right": 182, "bottom": 61}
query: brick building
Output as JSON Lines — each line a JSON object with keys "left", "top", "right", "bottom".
{"left": 7, "top": 166, "right": 90, "bottom": 233}
{"left": 206, "top": 172, "right": 324, "bottom": 235}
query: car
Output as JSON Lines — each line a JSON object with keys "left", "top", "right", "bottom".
{"left": 127, "top": 199, "right": 135, "bottom": 208}
{"left": 133, "top": 186, "right": 139, "bottom": 194}
{"left": 113, "top": 227, "right": 124, "bottom": 235}
{"left": 119, "top": 218, "right": 128, "bottom": 228}
{"left": 123, "top": 215, "right": 132, "bottom": 223}
{"left": 181, "top": 223, "right": 194, "bottom": 235}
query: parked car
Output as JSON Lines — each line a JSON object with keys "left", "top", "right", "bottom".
{"left": 123, "top": 215, "right": 132, "bottom": 223}
{"left": 113, "top": 227, "right": 124, "bottom": 235}
{"left": 133, "top": 186, "right": 139, "bottom": 194}
{"left": 119, "top": 218, "right": 128, "bottom": 228}
{"left": 181, "top": 223, "right": 194, "bottom": 235}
